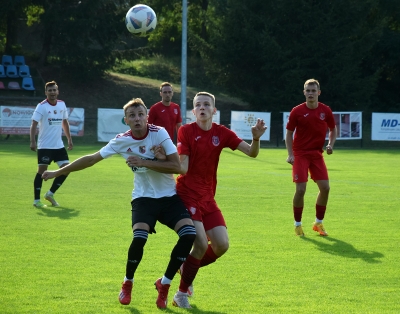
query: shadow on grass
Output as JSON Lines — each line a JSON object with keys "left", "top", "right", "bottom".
{"left": 301, "top": 236, "right": 384, "bottom": 264}
{"left": 36, "top": 206, "right": 80, "bottom": 220}
{"left": 125, "top": 305, "right": 226, "bottom": 314}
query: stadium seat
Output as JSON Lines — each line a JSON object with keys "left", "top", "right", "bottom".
{"left": 14, "top": 55, "right": 26, "bottom": 67}
{"left": 22, "top": 77, "right": 35, "bottom": 91}
{"left": 6, "top": 65, "right": 19, "bottom": 78}
{"left": 2, "top": 55, "right": 13, "bottom": 66}
{"left": 0, "top": 65, "right": 6, "bottom": 78}
{"left": 18, "top": 65, "right": 31, "bottom": 77}
{"left": 8, "top": 81, "right": 21, "bottom": 89}
{"left": 0, "top": 81, "right": 5, "bottom": 89}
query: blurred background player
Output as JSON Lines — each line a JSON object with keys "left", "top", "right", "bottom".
{"left": 285, "top": 78, "right": 337, "bottom": 236}
{"left": 42, "top": 98, "right": 196, "bottom": 309}
{"left": 148, "top": 82, "right": 182, "bottom": 142}
{"left": 30, "top": 81, "right": 73, "bottom": 208}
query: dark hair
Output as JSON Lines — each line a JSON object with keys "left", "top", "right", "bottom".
{"left": 160, "top": 82, "right": 173, "bottom": 92}
{"left": 45, "top": 81, "right": 58, "bottom": 90}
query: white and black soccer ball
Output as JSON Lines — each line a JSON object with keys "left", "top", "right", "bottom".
{"left": 125, "top": 4, "right": 157, "bottom": 36}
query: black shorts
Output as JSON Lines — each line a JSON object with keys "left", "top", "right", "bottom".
{"left": 37, "top": 148, "right": 69, "bottom": 166}
{"left": 131, "top": 194, "right": 191, "bottom": 234}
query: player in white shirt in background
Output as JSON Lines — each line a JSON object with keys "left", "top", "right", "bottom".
{"left": 30, "top": 81, "right": 73, "bottom": 208}
{"left": 41, "top": 98, "right": 196, "bottom": 309}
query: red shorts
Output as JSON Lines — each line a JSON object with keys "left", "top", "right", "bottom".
{"left": 292, "top": 151, "right": 328, "bottom": 182}
{"left": 180, "top": 196, "right": 226, "bottom": 231}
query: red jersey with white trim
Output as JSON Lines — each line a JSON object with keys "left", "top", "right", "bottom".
{"left": 176, "top": 122, "right": 243, "bottom": 201}
{"left": 31, "top": 99, "right": 69, "bottom": 149}
{"left": 99, "top": 125, "right": 177, "bottom": 199}
{"left": 148, "top": 101, "right": 182, "bottom": 139}
{"left": 286, "top": 102, "right": 335, "bottom": 154}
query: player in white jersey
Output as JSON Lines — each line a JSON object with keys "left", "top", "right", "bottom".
{"left": 41, "top": 98, "right": 196, "bottom": 309}
{"left": 30, "top": 81, "right": 73, "bottom": 208}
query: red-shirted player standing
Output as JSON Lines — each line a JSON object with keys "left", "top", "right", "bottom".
{"left": 285, "top": 78, "right": 337, "bottom": 237}
{"left": 171, "top": 91, "right": 267, "bottom": 308}
{"left": 148, "top": 82, "right": 182, "bottom": 142}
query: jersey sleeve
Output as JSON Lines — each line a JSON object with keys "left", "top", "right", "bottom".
{"left": 286, "top": 108, "right": 298, "bottom": 131}
{"left": 63, "top": 104, "right": 69, "bottom": 119}
{"left": 177, "top": 125, "right": 190, "bottom": 156}
{"left": 325, "top": 107, "right": 336, "bottom": 129}
{"left": 32, "top": 104, "right": 44, "bottom": 122}
{"left": 222, "top": 125, "right": 243, "bottom": 150}
{"left": 99, "top": 136, "right": 121, "bottom": 159}
{"left": 158, "top": 128, "right": 177, "bottom": 155}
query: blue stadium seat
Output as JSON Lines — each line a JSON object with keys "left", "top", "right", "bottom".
{"left": 2, "top": 55, "right": 13, "bottom": 66}
{"left": 14, "top": 55, "right": 26, "bottom": 67}
{"left": 8, "top": 81, "right": 21, "bottom": 89}
{"left": 22, "top": 77, "right": 35, "bottom": 91}
{"left": 6, "top": 65, "right": 19, "bottom": 78}
{"left": 18, "top": 65, "right": 31, "bottom": 77}
{"left": 0, "top": 65, "right": 6, "bottom": 78}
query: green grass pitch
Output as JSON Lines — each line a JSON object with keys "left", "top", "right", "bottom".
{"left": 0, "top": 143, "right": 399, "bottom": 313}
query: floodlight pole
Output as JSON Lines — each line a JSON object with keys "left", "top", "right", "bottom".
{"left": 180, "top": 0, "right": 188, "bottom": 124}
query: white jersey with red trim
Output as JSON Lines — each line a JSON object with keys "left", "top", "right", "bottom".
{"left": 100, "top": 124, "right": 177, "bottom": 199}
{"left": 32, "top": 99, "right": 69, "bottom": 149}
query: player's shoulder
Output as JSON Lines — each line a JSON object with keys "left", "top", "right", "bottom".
{"left": 38, "top": 99, "right": 48, "bottom": 105}
{"left": 150, "top": 101, "right": 163, "bottom": 108}
{"left": 292, "top": 102, "right": 306, "bottom": 111}
{"left": 318, "top": 102, "right": 330, "bottom": 108}
{"left": 115, "top": 129, "right": 133, "bottom": 139}
{"left": 148, "top": 124, "right": 164, "bottom": 133}
{"left": 170, "top": 101, "right": 180, "bottom": 107}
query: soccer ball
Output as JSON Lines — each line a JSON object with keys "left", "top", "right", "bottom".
{"left": 125, "top": 4, "right": 157, "bottom": 36}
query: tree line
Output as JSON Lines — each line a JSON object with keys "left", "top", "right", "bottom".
{"left": 1, "top": 0, "right": 399, "bottom": 113}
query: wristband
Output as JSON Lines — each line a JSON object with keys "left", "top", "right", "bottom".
{"left": 253, "top": 138, "right": 259, "bottom": 141}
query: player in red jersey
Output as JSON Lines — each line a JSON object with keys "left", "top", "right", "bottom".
{"left": 148, "top": 82, "right": 182, "bottom": 142}
{"left": 169, "top": 91, "right": 267, "bottom": 308}
{"left": 285, "top": 79, "right": 337, "bottom": 237}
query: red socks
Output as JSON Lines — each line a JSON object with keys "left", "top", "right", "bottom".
{"left": 200, "top": 244, "right": 218, "bottom": 267}
{"left": 179, "top": 254, "right": 200, "bottom": 293}
{"left": 293, "top": 206, "right": 303, "bottom": 223}
{"left": 316, "top": 204, "right": 326, "bottom": 221}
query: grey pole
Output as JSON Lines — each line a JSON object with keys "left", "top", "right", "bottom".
{"left": 180, "top": 0, "right": 188, "bottom": 124}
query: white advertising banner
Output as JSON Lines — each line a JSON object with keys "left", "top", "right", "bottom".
{"left": 0, "top": 106, "right": 84, "bottom": 136}
{"left": 372, "top": 113, "right": 400, "bottom": 141}
{"left": 230, "top": 111, "right": 271, "bottom": 141}
{"left": 186, "top": 110, "right": 220, "bottom": 124}
{"left": 97, "top": 108, "right": 129, "bottom": 142}
{"left": 282, "top": 111, "right": 362, "bottom": 140}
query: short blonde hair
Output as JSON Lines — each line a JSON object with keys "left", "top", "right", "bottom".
{"left": 193, "top": 91, "right": 215, "bottom": 107}
{"left": 304, "top": 78, "right": 320, "bottom": 90}
{"left": 123, "top": 98, "right": 148, "bottom": 115}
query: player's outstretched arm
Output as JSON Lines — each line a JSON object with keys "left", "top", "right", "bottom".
{"left": 42, "top": 152, "right": 103, "bottom": 181}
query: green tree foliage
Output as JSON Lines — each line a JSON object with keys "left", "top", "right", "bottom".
{"left": 24, "top": 0, "right": 128, "bottom": 78}
{"left": 196, "top": 0, "right": 388, "bottom": 112}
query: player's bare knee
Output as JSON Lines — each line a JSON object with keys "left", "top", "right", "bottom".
{"left": 212, "top": 240, "right": 229, "bottom": 256}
